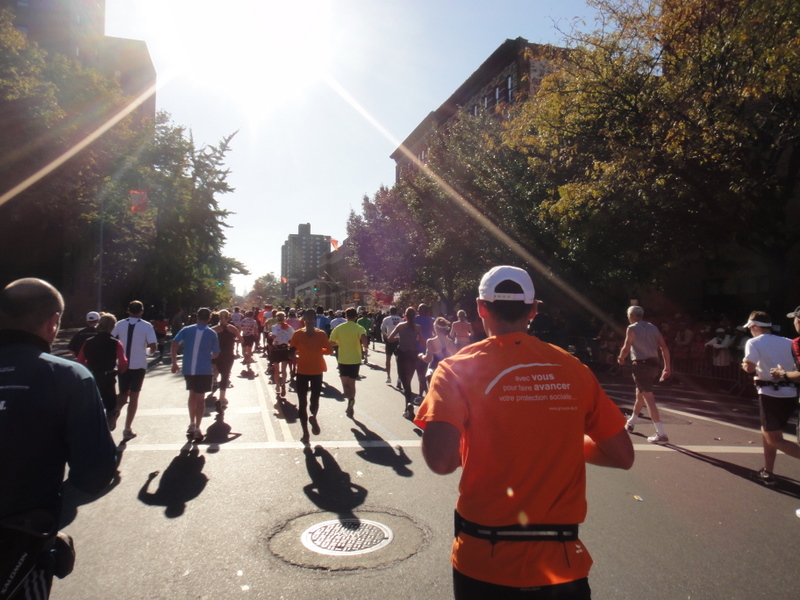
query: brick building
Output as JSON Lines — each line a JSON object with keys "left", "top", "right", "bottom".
{"left": 390, "top": 37, "right": 565, "bottom": 182}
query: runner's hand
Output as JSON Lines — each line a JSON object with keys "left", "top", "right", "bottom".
{"left": 770, "top": 365, "right": 786, "bottom": 381}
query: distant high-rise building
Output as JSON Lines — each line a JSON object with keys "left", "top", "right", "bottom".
{"left": 281, "top": 224, "right": 331, "bottom": 298}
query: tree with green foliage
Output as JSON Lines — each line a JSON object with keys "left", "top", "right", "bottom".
{"left": 505, "top": 0, "right": 800, "bottom": 302}
{"left": 349, "top": 110, "right": 558, "bottom": 312}
{"left": 95, "top": 115, "right": 247, "bottom": 311}
{"left": 248, "top": 273, "right": 285, "bottom": 307}
{"left": 0, "top": 6, "right": 246, "bottom": 315}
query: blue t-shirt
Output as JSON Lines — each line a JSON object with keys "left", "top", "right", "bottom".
{"left": 173, "top": 324, "right": 220, "bottom": 375}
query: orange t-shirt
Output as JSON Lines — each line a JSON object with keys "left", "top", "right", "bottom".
{"left": 289, "top": 328, "right": 333, "bottom": 375}
{"left": 414, "top": 332, "right": 625, "bottom": 588}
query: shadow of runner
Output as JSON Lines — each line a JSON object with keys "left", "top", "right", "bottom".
{"left": 350, "top": 419, "right": 413, "bottom": 477}
{"left": 319, "top": 381, "right": 345, "bottom": 402}
{"left": 202, "top": 413, "right": 242, "bottom": 453}
{"left": 669, "top": 444, "right": 800, "bottom": 499}
{"left": 138, "top": 444, "right": 208, "bottom": 517}
{"left": 303, "top": 445, "right": 367, "bottom": 522}
{"left": 274, "top": 396, "right": 298, "bottom": 423}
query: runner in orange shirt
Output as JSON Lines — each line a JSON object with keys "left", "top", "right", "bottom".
{"left": 415, "top": 266, "right": 634, "bottom": 599}
{"left": 290, "top": 308, "right": 334, "bottom": 443}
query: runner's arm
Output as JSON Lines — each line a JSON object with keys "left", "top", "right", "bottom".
{"left": 584, "top": 429, "right": 634, "bottom": 469}
{"left": 770, "top": 364, "right": 800, "bottom": 382}
{"left": 421, "top": 421, "right": 461, "bottom": 475}
{"left": 657, "top": 332, "right": 671, "bottom": 379}
{"left": 617, "top": 328, "right": 634, "bottom": 364}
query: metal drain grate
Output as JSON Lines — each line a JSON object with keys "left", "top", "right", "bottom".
{"left": 301, "top": 519, "right": 393, "bottom": 556}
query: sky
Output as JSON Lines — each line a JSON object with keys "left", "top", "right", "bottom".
{"left": 105, "top": 0, "right": 599, "bottom": 297}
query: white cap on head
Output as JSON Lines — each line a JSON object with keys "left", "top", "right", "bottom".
{"left": 86, "top": 311, "right": 100, "bottom": 322}
{"left": 478, "top": 266, "right": 535, "bottom": 304}
{"left": 742, "top": 319, "right": 772, "bottom": 329}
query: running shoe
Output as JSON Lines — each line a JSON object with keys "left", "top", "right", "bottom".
{"left": 346, "top": 398, "right": 355, "bottom": 418}
{"left": 310, "top": 415, "right": 321, "bottom": 435}
{"left": 396, "top": 379, "right": 403, "bottom": 390}
{"left": 646, "top": 433, "right": 669, "bottom": 444}
{"left": 402, "top": 405, "right": 415, "bottom": 421}
{"left": 625, "top": 422, "right": 634, "bottom": 433}
{"left": 413, "top": 395, "right": 423, "bottom": 406}
{"left": 122, "top": 429, "right": 137, "bottom": 441}
{"left": 385, "top": 376, "right": 391, "bottom": 384}
{"left": 755, "top": 468, "right": 776, "bottom": 486}
{"left": 193, "top": 427, "right": 204, "bottom": 442}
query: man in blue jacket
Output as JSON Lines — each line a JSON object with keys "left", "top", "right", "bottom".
{"left": 0, "top": 278, "right": 117, "bottom": 599}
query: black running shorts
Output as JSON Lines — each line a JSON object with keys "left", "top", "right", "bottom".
{"left": 184, "top": 374, "right": 213, "bottom": 394}
{"left": 759, "top": 394, "right": 798, "bottom": 432}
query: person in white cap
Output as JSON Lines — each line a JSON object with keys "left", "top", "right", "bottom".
{"left": 415, "top": 265, "right": 633, "bottom": 599}
{"left": 618, "top": 305, "right": 672, "bottom": 444}
{"left": 67, "top": 310, "right": 100, "bottom": 357}
{"left": 741, "top": 310, "right": 800, "bottom": 486}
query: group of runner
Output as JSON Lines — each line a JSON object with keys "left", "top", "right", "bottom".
{"left": 8, "top": 270, "right": 800, "bottom": 600}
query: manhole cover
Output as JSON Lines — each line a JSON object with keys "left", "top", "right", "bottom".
{"left": 268, "top": 510, "right": 428, "bottom": 570}
{"left": 301, "top": 519, "right": 393, "bottom": 555}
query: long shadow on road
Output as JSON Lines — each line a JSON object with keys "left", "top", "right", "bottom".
{"left": 138, "top": 444, "right": 208, "bottom": 518}
{"left": 303, "top": 445, "right": 367, "bottom": 522}
{"left": 350, "top": 419, "right": 413, "bottom": 477}
{"left": 595, "top": 369, "right": 765, "bottom": 431}
{"left": 667, "top": 444, "right": 800, "bottom": 499}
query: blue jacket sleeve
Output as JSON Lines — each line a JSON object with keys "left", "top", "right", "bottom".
{"left": 64, "top": 367, "right": 117, "bottom": 494}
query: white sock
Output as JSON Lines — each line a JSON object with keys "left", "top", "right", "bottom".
{"left": 627, "top": 414, "right": 638, "bottom": 427}
{"left": 654, "top": 422, "right": 666, "bottom": 437}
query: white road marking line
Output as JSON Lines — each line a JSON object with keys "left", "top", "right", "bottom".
{"left": 116, "top": 440, "right": 424, "bottom": 451}
{"left": 633, "top": 444, "right": 762, "bottom": 453}
{"left": 253, "top": 360, "right": 277, "bottom": 443}
{"left": 258, "top": 357, "right": 294, "bottom": 442}
{"left": 116, "top": 440, "right": 764, "bottom": 453}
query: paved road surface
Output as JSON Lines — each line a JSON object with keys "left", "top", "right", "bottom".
{"left": 50, "top": 343, "right": 800, "bottom": 599}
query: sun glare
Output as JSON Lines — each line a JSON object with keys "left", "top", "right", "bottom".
{"left": 146, "top": 0, "right": 334, "bottom": 119}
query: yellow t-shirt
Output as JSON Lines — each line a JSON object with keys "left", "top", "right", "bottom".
{"left": 329, "top": 321, "right": 366, "bottom": 365}
{"left": 414, "top": 332, "right": 626, "bottom": 588}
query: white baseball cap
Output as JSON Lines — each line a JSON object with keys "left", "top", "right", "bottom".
{"left": 86, "top": 311, "right": 100, "bottom": 322}
{"left": 478, "top": 266, "right": 535, "bottom": 304}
